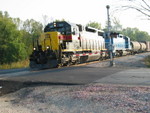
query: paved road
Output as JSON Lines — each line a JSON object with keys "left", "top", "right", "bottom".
{"left": 94, "top": 68, "right": 150, "bottom": 86}
{"left": 0, "top": 52, "right": 150, "bottom": 86}
{"left": 0, "top": 65, "right": 125, "bottom": 85}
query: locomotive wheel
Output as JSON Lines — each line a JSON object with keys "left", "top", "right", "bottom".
{"left": 67, "top": 62, "right": 72, "bottom": 66}
{"left": 72, "top": 60, "right": 77, "bottom": 65}
{"left": 56, "top": 63, "right": 62, "bottom": 68}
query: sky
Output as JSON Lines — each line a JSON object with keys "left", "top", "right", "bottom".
{"left": 0, "top": 0, "right": 150, "bottom": 34}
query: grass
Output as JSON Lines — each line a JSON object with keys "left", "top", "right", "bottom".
{"left": 144, "top": 55, "right": 150, "bottom": 67}
{"left": 1, "top": 55, "right": 150, "bottom": 69}
{"left": 0, "top": 60, "right": 29, "bottom": 69}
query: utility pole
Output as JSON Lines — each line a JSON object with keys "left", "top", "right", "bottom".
{"left": 106, "top": 5, "right": 114, "bottom": 66}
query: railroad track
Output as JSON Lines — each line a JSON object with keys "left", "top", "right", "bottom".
{"left": 0, "top": 52, "right": 149, "bottom": 75}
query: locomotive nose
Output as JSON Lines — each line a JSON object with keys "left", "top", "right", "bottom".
{"left": 29, "top": 31, "right": 60, "bottom": 69}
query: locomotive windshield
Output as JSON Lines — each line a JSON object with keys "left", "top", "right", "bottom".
{"left": 44, "top": 22, "right": 71, "bottom": 35}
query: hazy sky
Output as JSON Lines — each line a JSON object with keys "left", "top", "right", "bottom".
{"left": 0, "top": 0, "right": 149, "bottom": 34}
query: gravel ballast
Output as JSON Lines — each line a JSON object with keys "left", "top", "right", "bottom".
{"left": 0, "top": 84, "right": 150, "bottom": 113}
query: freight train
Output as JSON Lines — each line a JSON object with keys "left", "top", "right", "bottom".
{"left": 105, "top": 32, "right": 150, "bottom": 56}
{"left": 29, "top": 21, "right": 150, "bottom": 69}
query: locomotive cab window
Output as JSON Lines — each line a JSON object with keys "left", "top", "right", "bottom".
{"left": 98, "top": 31, "right": 103, "bottom": 36}
{"left": 77, "top": 24, "right": 83, "bottom": 32}
{"left": 44, "top": 22, "right": 72, "bottom": 35}
{"left": 119, "top": 34, "right": 123, "bottom": 38}
{"left": 65, "top": 27, "right": 71, "bottom": 35}
{"left": 72, "top": 27, "right": 79, "bottom": 35}
{"left": 85, "top": 26, "right": 96, "bottom": 33}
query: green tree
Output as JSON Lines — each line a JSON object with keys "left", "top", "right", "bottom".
{"left": 111, "top": 17, "right": 123, "bottom": 32}
{"left": 122, "top": 27, "right": 137, "bottom": 41}
{"left": 86, "top": 21, "right": 101, "bottom": 30}
{"left": 22, "top": 19, "right": 43, "bottom": 55}
{"left": 122, "top": 27, "right": 150, "bottom": 41}
{"left": 0, "top": 11, "right": 27, "bottom": 64}
{"left": 21, "top": 30, "right": 33, "bottom": 56}
{"left": 23, "top": 19, "right": 43, "bottom": 37}
{"left": 13, "top": 18, "right": 23, "bottom": 30}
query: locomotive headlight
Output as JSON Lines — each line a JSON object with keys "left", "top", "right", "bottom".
{"left": 59, "top": 40, "right": 63, "bottom": 43}
{"left": 54, "top": 22, "right": 56, "bottom": 27}
{"left": 47, "top": 46, "right": 50, "bottom": 49}
{"left": 33, "top": 47, "right": 36, "bottom": 50}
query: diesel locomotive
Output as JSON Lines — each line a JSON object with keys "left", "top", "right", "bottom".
{"left": 105, "top": 33, "right": 132, "bottom": 56}
{"left": 105, "top": 33, "right": 150, "bottom": 56}
{"left": 29, "top": 21, "right": 150, "bottom": 69}
{"left": 29, "top": 21, "right": 107, "bottom": 69}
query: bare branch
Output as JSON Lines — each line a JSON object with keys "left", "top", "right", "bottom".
{"left": 122, "top": 5, "right": 150, "bottom": 18}
{"left": 115, "top": 0, "right": 150, "bottom": 20}
{"left": 140, "top": 4, "right": 150, "bottom": 12}
{"left": 141, "top": 0, "right": 150, "bottom": 9}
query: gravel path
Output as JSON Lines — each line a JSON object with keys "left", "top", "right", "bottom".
{"left": 87, "top": 53, "right": 149, "bottom": 69}
{"left": 0, "top": 84, "right": 150, "bottom": 113}
{"left": 0, "top": 52, "right": 150, "bottom": 113}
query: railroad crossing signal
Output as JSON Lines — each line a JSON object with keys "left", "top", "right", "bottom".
{"left": 106, "top": 5, "right": 115, "bottom": 67}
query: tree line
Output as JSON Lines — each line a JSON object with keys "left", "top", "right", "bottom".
{"left": 87, "top": 20, "right": 150, "bottom": 41}
{"left": 0, "top": 11, "right": 43, "bottom": 64}
{"left": 0, "top": 11, "right": 150, "bottom": 65}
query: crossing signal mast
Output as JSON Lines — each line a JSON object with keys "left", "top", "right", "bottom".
{"left": 106, "top": 5, "right": 115, "bottom": 66}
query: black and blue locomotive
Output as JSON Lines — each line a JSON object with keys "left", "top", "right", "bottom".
{"left": 104, "top": 32, "right": 132, "bottom": 56}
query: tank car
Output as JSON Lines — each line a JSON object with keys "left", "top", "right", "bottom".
{"left": 29, "top": 21, "right": 107, "bottom": 69}
{"left": 139, "top": 42, "right": 147, "bottom": 52}
{"left": 130, "top": 41, "right": 147, "bottom": 53}
{"left": 130, "top": 41, "right": 141, "bottom": 54}
{"left": 144, "top": 41, "right": 150, "bottom": 52}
